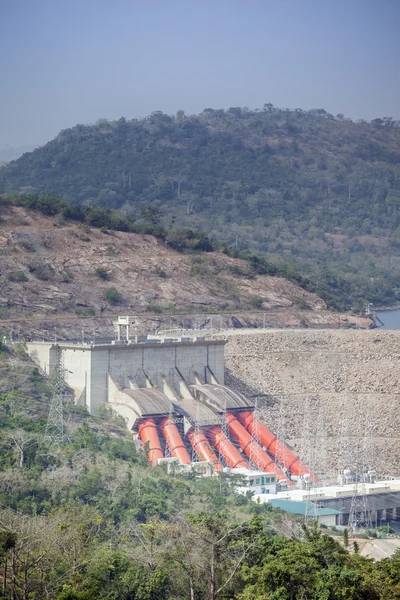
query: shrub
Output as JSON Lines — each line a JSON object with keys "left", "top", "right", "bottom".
{"left": 146, "top": 301, "right": 162, "bottom": 313}
{"left": 75, "top": 306, "right": 96, "bottom": 317}
{"left": 104, "top": 287, "right": 122, "bottom": 304}
{"left": 58, "top": 270, "right": 74, "bottom": 283}
{"left": 153, "top": 267, "right": 168, "bottom": 278}
{"left": 95, "top": 266, "right": 109, "bottom": 280}
{"left": 166, "top": 228, "right": 213, "bottom": 252}
{"left": 8, "top": 271, "right": 28, "bottom": 282}
{"left": 20, "top": 241, "right": 36, "bottom": 253}
{"left": 249, "top": 296, "right": 264, "bottom": 309}
{"left": 229, "top": 264, "right": 253, "bottom": 278}
{"left": 53, "top": 214, "right": 65, "bottom": 227}
{"left": 27, "top": 262, "right": 54, "bottom": 281}
{"left": 290, "top": 295, "right": 311, "bottom": 310}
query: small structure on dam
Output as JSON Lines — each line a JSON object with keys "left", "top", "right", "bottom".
{"left": 27, "top": 317, "right": 313, "bottom": 484}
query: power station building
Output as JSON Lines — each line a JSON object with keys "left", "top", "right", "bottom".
{"left": 27, "top": 333, "right": 312, "bottom": 483}
{"left": 27, "top": 329, "right": 400, "bottom": 529}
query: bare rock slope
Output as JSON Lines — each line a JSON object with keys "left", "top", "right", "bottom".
{"left": 0, "top": 206, "right": 371, "bottom": 338}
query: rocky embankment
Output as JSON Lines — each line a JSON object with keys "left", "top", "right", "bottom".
{"left": 0, "top": 205, "right": 373, "bottom": 339}
{"left": 219, "top": 329, "right": 400, "bottom": 477}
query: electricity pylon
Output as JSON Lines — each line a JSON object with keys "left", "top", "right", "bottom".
{"left": 348, "top": 473, "right": 372, "bottom": 534}
{"left": 347, "top": 396, "right": 372, "bottom": 533}
{"left": 249, "top": 399, "right": 262, "bottom": 470}
{"left": 44, "top": 348, "right": 71, "bottom": 445}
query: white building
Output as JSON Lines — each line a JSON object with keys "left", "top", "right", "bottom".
{"left": 231, "top": 467, "right": 277, "bottom": 495}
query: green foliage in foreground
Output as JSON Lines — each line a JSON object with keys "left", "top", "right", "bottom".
{"left": 0, "top": 351, "right": 400, "bottom": 599}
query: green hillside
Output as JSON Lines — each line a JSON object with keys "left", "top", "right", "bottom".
{"left": 2, "top": 106, "right": 400, "bottom": 308}
{"left": 1, "top": 340, "right": 400, "bottom": 599}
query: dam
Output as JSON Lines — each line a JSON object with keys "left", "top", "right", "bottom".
{"left": 27, "top": 325, "right": 312, "bottom": 483}
{"left": 27, "top": 322, "right": 400, "bottom": 529}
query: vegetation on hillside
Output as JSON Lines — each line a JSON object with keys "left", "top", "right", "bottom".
{"left": 0, "top": 193, "right": 311, "bottom": 304}
{"left": 1, "top": 106, "right": 400, "bottom": 309}
{"left": 1, "top": 346, "right": 400, "bottom": 599}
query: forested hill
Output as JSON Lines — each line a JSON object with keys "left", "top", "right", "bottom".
{"left": 2, "top": 106, "right": 400, "bottom": 308}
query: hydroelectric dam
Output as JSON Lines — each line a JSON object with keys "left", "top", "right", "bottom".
{"left": 27, "top": 321, "right": 312, "bottom": 483}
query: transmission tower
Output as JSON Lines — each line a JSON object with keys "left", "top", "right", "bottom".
{"left": 164, "top": 403, "right": 185, "bottom": 460}
{"left": 45, "top": 348, "right": 71, "bottom": 445}
{"left": 348, "top": 398, "right": 372, "bottom": 533}
{"left": 300, "top": 397, "right": 314, "bottom": 474}
{"left": 273, "top": 398, "right": 288, "bottom": 477}
{"left": 191, "top": 399, "right": 202, "bottom": 463}
{"left": 348, "top": 468, "right": 372, "bottom": 534}
{"left": 300, "top": 397, "right": 320, "bottom": 523}
{"left": 315, "top": 403, "right": 328, "bottom": 477}
{"left": 216, "top": 399, "right": 230, "bottom": 468}
{"left": 221, "top": 398, "right": 229, "bottom": 438}
{"left": 249, "top": 399, "right": 262, "bottom": 470}
{"left": 163, "top": 404, "right": 173, "bottom": 459}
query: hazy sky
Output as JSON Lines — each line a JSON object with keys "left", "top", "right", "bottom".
{"left": 1, "top": 0, "right": 400, "bottom": 147}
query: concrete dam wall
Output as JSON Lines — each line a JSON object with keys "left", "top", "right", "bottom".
{"left": 220, "top": 329, "right": 400, "bottom": 477}
{"left": 27, "top": 337, "right": 313, "bottom": 482}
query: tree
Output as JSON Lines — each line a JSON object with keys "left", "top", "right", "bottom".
{"left": 0, "top": 506, "right": 104, "bottom": 600}
{"left": 138, "top": 205, "right": 165, "bottom": 226}
{"left": 344, "top": 528, "right": 349, "bottom": 548}
{"left": 13, "top": 339, "right": 28, "bottom": 361}
{"left": 3, "top": 105, "right": 400, "bottom": 310}
{"left": 7, "top": 430, "right": 36, "bottom": 468}
{"left": 0, "top": 530, "right": 17, "bottom": 596}
{"left": 150, "top": 173, "right": 166, "bottom": 193}
{"left": 181, "top": 192, "right": 196, "bottom": 215}
{"left": 186, "top": 512, "right": 257, "bottom": 600}
{"left": 171, "top": 174, "right": 185, "bottom": 196}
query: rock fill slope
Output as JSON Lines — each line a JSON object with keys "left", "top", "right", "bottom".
{"left": 220, "top": 329, "right": 400, "bottom": 477}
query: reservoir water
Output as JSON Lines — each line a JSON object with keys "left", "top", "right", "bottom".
{"left": 375, "top": 309, "right": 400, "bottom": 329}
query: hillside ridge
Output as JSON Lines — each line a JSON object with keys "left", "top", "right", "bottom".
{"left": 2, "top": 105, "right": 400, "bottom": 308}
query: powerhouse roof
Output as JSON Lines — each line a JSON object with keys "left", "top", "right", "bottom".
{"left": 269, "top": 499, "right": 340, "bottom": 516}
